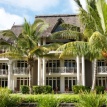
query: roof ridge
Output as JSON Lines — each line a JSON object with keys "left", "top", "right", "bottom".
{"left": 35, "top": 14, "right": 77, "bottom": 18}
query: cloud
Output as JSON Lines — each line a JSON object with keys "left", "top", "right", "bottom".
{"left": 0, "top": 8, "right": 24, "bottom": 30}
{"left": 0, "top": 0, "right": 59, "bottom": 12}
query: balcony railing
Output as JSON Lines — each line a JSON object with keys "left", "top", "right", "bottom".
{"left": 0, "top": 69, "right": 8, "bottom": 75}
{"left": 46, "top": 67, "right": 77, "bottom": 74}
{"left": 97, "top": 66, "right": 107, "bottom": 73}
{"left": 13, "top": 67, "right": 29, "bottom": 74}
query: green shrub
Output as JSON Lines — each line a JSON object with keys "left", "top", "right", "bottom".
{"left": 95, "top": 86, "right": 105, "bottom": 94}
{"left": 45, "top": 85, "right": 52, "bottom": 93}
{"left": 0, "top": 87, "right": 21, "bottom": 107}
{"left": 72, "top": 85, "right": 90, "bottom": 94}
{"left": 20, "top": 85, "right": 29, "bottom": 94}
{"left": 0, "top": 87, "right": 9, "bottom": 107}
{"left": 33, "top": 85, "right": 52, "bottom": 94}
{"left": 76, "top": 91, "right": 106, "bottom": 107}
{"left": 6, "top": 95, "right": 22, "bottom": 107}
{"left": 5, "top": 87, "right": 13, "bottom": 93}
{"left": 10, "top": 94, "right": 79, "bottom": 106}
{"left": 38, "top": 95, "right": 57, "bottom": 107}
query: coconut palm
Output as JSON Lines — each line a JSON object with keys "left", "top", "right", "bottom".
{"left": 50, "top": 0, "right": 107, "bottom": 91}
{"left": 0, "top": 19, "right": 49, "bottom": 94}
{"left": 75, "top": 0, "right": 107, "bottom": 90}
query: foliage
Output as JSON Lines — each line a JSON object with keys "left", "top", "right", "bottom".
{"left": 33, "top": 85, "right": 52, "bottom": 94}
{"left": 0, "top": 18, "right": 49, "bottom": 94}
{"left": 0, "top": 87, "right": 10, "bottom": 107}
{"left": 95, "top": 86, "right": 105, "bottom": 94}
{"left": 37, "top": 95, "right": 57, "bottom": 107}
{"left": 76, "top": 91, "right": 107, "bottom": 107}
{"left": 20, "top": 85, "right": 29, "bottom": 94}
{"left": 0, "top": 87, "right": 22, "bottom": 107}
{"left": 6, "top": 95, "right": 22, "bottom": 107}
{"left": 10, "top": 94, "right": 79, "bottom": 106}
{"left": 9, "top": 93, "right": 107, "bottom": 107}
{"left": 72, "top": 85, "right": 90, "bottom": 94}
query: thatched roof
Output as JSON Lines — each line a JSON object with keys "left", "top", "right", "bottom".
{"left": 36, "top": 14, "right": 80, "bottom": 37}
{"left": 0, "top": 14, "right": 80, "bottom": 38}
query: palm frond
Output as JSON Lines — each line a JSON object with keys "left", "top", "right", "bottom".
{"left": 0, "top": 38, "right": 11, "bottom": 46}
{"left": 2, "top": 30, "right": 17, "bottom": 40}
{"left": 96, "top": 0, "right": 107, "bottom": 34}
{"left": 74, "top": 0, "right": 82, "bottom": 8}
{"left": 89, "top": 31, "right": 107, "bottom": 49}
{"left": 60, "top": 23, "right": 80, "bottom": 31}
{"left": 37, "top": 22, "right": 49, "bottom": 34}
{"left": 51, "top": 30, "right": 82, "bottom": 40}
{"left": 56, "top": 41, "right": 89, "bottom": 58}
{"left": 43, "top": 43, "right": 63, "bottom": 51}
{"left": 0, "top": 52, "right": 23, "bottom": 59}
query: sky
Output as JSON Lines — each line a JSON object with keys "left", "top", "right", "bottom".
{"left": 0, "top": 0, "right": 86, "bottom": 30}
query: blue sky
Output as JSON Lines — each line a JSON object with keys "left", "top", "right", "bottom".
{"left": 0, "top": 0, "right": 85, "bottom": 30}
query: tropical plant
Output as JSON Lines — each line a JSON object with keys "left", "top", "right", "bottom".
{"left": 50, "top": 0, "right": 107, "bottom": 91}
{"left": 76, "top": 91, "right": 106, "bottom": 107}
{"left": 75, "top": 0, "right": 107, "bottom": 90}
{"left": 0, "top": 18, "right": 49, "bottom": 94}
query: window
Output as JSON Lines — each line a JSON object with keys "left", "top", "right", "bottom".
{"left": 97, "top": 60, "right": 107, "bottom": 66}
{"left": 46, "top": 60, "right": 60, "bottom": 67}
{"left": 64, "top": 60, "right": 76, "bottom": 67}
{"left": 17, "top": 60, "right": 27, "bottom": 67}
{"left": 0, "top": 63, "right": 8, "bottom": 69}
{"left": 46, "top": 60, "right": 60, "bottom": 73}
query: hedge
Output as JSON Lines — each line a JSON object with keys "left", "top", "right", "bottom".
{"left": 33, "top": 85, "right": 52, "bottom": 94}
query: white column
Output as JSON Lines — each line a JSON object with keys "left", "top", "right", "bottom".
{"left": 82, "top": 56, "right": 85, "bottom": 86}
{"left": 12, "top": 76, "right": 15, "bottom": 91}
{"left": 38, "top": 58, "right": 41, "bottom": 85}
{"left": 43, "top": 38, "right": 46, "bottom": 86}
{"left": 60, "top": 76, "right": 64, "bottom": 93}
{"left": 43, "top": 58, "right": 46, "bottom": 86}
{"left": 76, "top": 56, "right": 80, "bottom": 85}
{"left": 38, "top": 40, "right": 41, "bottom": 85}
{"left": 8, "top": 60, "right": 13, "bottom": 90}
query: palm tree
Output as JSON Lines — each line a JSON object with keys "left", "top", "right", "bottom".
{"left": 0, "top": 19, "right": 49, "bottom": 94}
{"left": 50, "top": 0, "right": 107, "bottom": 91}
{"left": 75, "top": 0, "right": 107, "bottom": 90}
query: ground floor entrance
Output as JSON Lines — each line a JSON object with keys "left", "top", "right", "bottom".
{"left": 0, "top": 77, "right": 8, "bottom": 87}
{"left": 96, "top": 76, "right": 107, "bottom": 89}
{"left": 65, "top": 77, "right": 77, "bottom": 91}
{"left": 46, "top": 76, "right": 77, "bottom": 92}
{"left": 16, "top": 77, "right": 29, "bottom": 91}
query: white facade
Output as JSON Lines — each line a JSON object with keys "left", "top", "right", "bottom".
{"left": 0, "top": 53, "right": 107, "bottom": 92}
{"left": 0, "top": 15, "right": 107, "bottom": 92}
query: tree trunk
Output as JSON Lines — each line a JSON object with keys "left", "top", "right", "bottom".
{"left": 91, "top": 59, "right": 97, "bottom": 91}
{"left": 29, "top": 64, "right": 33, "bottom": 94}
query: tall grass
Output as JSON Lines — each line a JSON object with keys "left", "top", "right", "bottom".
{"left": 76, "top": 91, "right": 107, "bottom": 107}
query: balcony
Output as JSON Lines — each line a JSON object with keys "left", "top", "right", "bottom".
{"left": 46, "top": 67, "right": 77, "bottom": 74}
{"left": 13, "top": 67, "right": 29, "bottom": 75}
{"left": 0, "top": 69, "right": 8, "bottom": 75}
{"left": 97, "top": 66, "right": 107, "bottom": 73}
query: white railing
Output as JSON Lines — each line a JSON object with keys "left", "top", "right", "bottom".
{"left": 46, "top": 67, "right": 77, "bottom": 74}
{"left": 13, "top": 67, "right": 29, "bottom": 74}
{"left": 97, "top": 66, "right": 107, "bottom": 73}
{"left": 0, "top": 69, "right": 8, "bottom": 75}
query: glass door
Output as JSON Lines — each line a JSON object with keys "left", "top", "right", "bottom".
{"left": 46, "top": 77, "right": 60, "bottom": 91}
{"left": 65, "top": 77, "right": 77, "bottom": 91}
